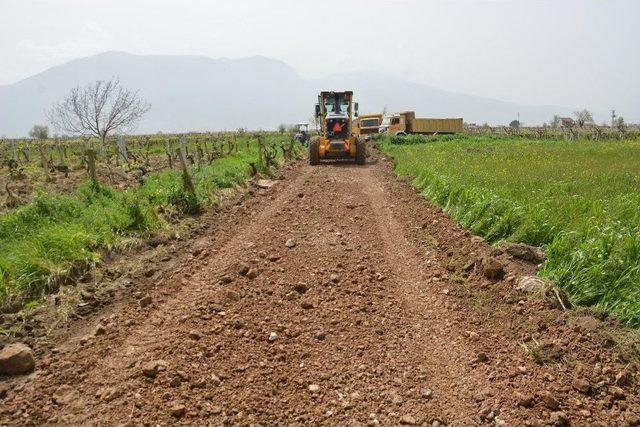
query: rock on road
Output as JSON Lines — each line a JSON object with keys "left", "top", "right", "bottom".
{"left": 1, "top": 155, "right": 638, "bottom": 426}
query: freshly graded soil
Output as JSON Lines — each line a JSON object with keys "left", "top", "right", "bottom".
{"left": 1, "top": 154, "right": 638, "bottom": 426}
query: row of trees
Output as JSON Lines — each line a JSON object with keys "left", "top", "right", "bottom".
{"left": 548, "top": 110, "right": 627, "bottom": 130}
{"left": 507, "top": 109, "right": 628, "bottom": 131}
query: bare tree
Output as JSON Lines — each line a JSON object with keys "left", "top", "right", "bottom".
{"left": 48, "top": 77, "right": 150, "bottom": 153}
{"left": 573, "top": 109, "right": 594, "bottom": 128}
{"left": 615, "top": 116, "right": 627, "bottom": 134}
{"left": 29, "top": 124, "right": 49, "bottom": 140}
{"left": 614, "top": 116, "right": 625, "bottom": 129}
{"left": 549, "top": 115, "right": 561, "bottom": 128}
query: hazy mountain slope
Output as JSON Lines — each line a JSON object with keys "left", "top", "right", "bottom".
{"left": 0, "top": 52, "right": 573, "bottom": 137}
{"left": 0, "top": 51, "right": 307, "bottom": 136}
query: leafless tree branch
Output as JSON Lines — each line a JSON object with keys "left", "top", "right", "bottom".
{"left": 48, "top": 77, "right": 150, "bottom": 146}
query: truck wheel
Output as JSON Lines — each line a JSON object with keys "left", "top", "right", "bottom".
{"left": 356, "top": 140, "right": 366, "bottom": 165}
{"left": 309, "top": 138, "right": 320, "bottom": 165}
{"left": 395, "top": 131, "right": 407, "bottom": 137}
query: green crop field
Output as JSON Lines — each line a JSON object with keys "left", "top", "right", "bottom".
{"left": 381, "top": 134, "right": 640, "bottom": 325}
{"left": 0, "top": 134, "right": 297, "bottom": 311}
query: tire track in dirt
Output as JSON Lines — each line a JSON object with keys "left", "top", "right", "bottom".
{"left": 360, "top": 164, "right": 483, "bottom": 424}
{"left": 1, "top": 156, "right": 639, "bottom": 426}
{"left": 92, "top": 165, "right": 313, "bottom": 378}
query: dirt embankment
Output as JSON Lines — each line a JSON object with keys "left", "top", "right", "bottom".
{"left": 1, "top": 154, "right": 638, "bottom": 426}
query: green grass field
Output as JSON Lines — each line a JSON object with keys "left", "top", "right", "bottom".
{"left": 0, "top": 137, "right": 291, "bottom": 310}
{"left": 381, "top": 134, "right": 640, "bottom": 325}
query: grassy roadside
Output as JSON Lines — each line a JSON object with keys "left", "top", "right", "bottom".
{"left": 0, "top": 137, "right": 293, "bottom": 311}
{"left": 380, "top": 134, "right": 640, "bottom": 325}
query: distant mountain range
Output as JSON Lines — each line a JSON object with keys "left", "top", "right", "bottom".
{"left": 0, "top": 51, "right": 578, "bottom": 137}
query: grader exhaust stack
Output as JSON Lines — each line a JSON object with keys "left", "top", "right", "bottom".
{"left": 309, "top": 91, "right": 366, "bottom": 165}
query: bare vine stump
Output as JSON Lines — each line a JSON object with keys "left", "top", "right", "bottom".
{"left": 20, "top": 147, "right": 30, "bottom": 162}
{"left": 194, "top": 140, "right": 202, "bottom": 167}
{"left": 38, "top": 144, "right": 53, "bottom": 182}
{"left": 4, "top": 174, "right": 20, "bottom": 208}
{"left": 176, "top": 148, "right": 196, "bottom": 196}
{"left": 165, "top": 139, "right": 174, "bottom": 168}
{"left": 143, "top": 136, "right": 152, "bottom": 166}
{"left": 117, "top": 137, "right": 128, "bottom": 177}
{"left": 179, "top": 137, "right": 188, "bottom": 161}
{"left": 56, "top": 142, "right": 67, "bottom": 166}
{"left": 202, "top": 137, "right": 212, "bottom": 163}
{"left": 10, "top": 140, "right": 18, "bottom": 161}
{"left": 86, "top": 149, "right": 99, "bottom": 187}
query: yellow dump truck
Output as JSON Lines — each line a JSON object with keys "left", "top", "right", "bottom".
{"left": 383, "top": 111, "right": 463, "bottom": 135}
{"left": 353, "top": 113, "right": 383, "bottom": 137}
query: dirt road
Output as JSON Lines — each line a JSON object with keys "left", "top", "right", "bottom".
{"left": 1, "top": 155, "right": 638, "bottom": 426}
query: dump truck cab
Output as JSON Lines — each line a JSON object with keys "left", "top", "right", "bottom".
{"left": 387, "top": 112, "right": 411, "bottom": 135}
{"left": 353, "top": 113, "right": 383, "bottom": 137}
{"left": 309, "top": 91, "right": 366, "bottom": 165}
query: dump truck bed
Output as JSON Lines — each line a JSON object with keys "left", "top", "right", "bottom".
{"left": 408, "top": 118, "right": 463, "bottom": 134}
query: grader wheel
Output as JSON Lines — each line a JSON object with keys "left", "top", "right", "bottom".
{"left": 309, "top": 137, "right": 320, "bottom": 165}
{"left": 355, "top": 139, "right": 366, "bottom": 165}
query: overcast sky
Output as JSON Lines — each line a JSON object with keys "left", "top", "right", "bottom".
{"left": 1, "top": 0, "right": 638, "bottom": 120}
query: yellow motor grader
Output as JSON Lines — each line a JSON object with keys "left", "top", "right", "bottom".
{"left": 309, "top": 91, "right": 366, "bottom": 165}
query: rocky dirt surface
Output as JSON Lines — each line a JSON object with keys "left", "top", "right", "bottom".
{"left": 1, "top": 153, "right": 639, "bottom": 426}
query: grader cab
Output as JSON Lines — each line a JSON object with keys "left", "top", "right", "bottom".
{"left": 309, "top": 91, "right": 366, "bottom": 165}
